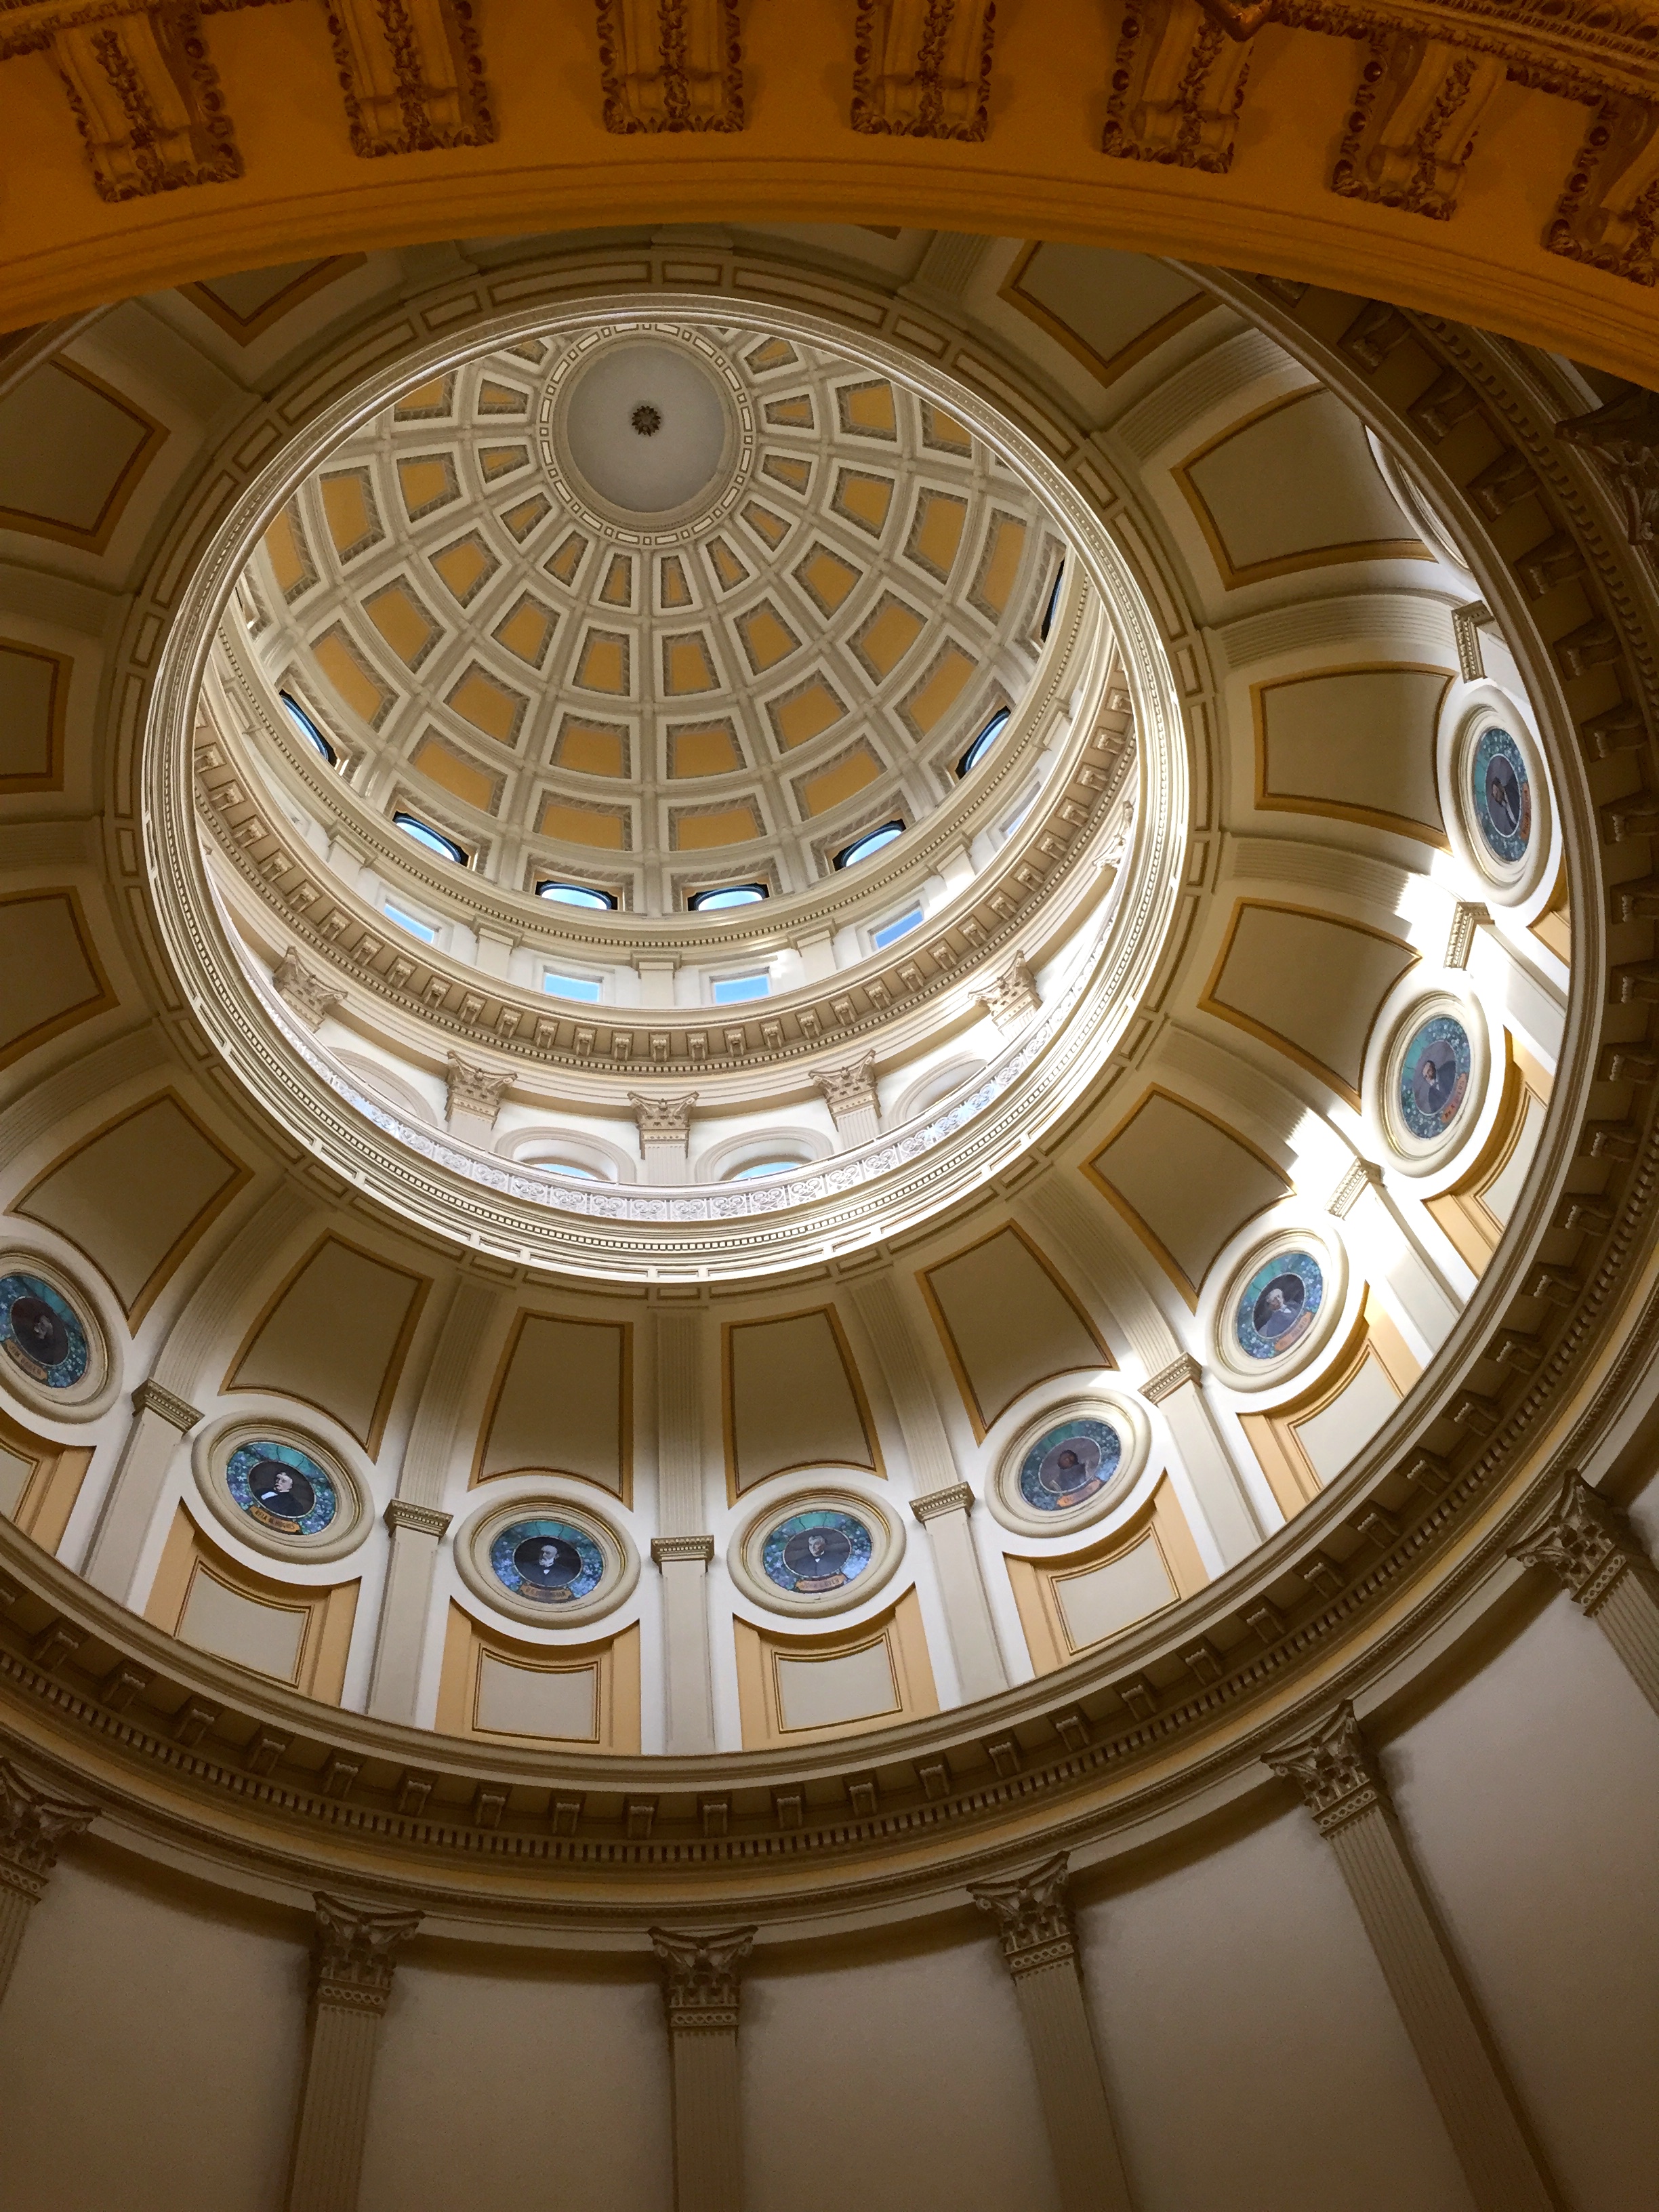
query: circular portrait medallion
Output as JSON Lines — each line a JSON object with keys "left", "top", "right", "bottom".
{"left": 226, "top": 1437, "right": 337, "bottom": 1538}
{"left": 1018, "top": 1418, "right": 1122, "bottom": 1515}
{"left": 1233, "top": 1250, "right": 1325, "bottom": 1365}
{"left": 1470, "top": 725, "right": 1531, "bottom": 868}
{"left": 762, "top": 1508, "right": 875, "bottom": 1597}
{"left": 490, "top": 1516, "right": 607, "bottom": 1607}
{"left": 1397, "top": 1012, "right": 1473, "bottom": 1142}
{"left": 0, "top": 1272, "right": 88, "bottom": 1392}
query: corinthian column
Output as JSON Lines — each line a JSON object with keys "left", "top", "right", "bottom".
{"left": 1509, "top": 1471, "right": 1659, "bottom": 1715}
{"left": 0, "top": 1757, "right": 96, "bottom": 2007}
{"left": 1266, "top": 1706, "right": 1557, "bottom": 2212}
{"left": 649, "top": 1925, "right": 756, "bottom": 2212}
{"left": 968, "top": 1854, "right": 1135, "bottom": 2212}
{"left": 286, "top": 1893, "right": 422, "bottom": 2212}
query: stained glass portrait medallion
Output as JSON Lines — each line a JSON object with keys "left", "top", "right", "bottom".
{"left": 761, "top": 1508, "right": 875, "bottom": 1597}
{"left": 1017, "top": 1417, "right": 1122, "bottom": 1513}
{"left": 0, "top": 1273, "right": 89, "bottom": 1391}
{"left": 491, "top": 1516, "right": 605, "bottom": 1605}
{"left": 1471, "top": 726, "right": 1531, "bottom": 868}
{"left": 226, "top": 1438, "right": 338, "bottom": 1537}
{"left": 1233, "top": 1250, "right": 1324, "bottom": 1364}
{"left": 1397, "top": 1012, "right": 1473, "bottom": 1143}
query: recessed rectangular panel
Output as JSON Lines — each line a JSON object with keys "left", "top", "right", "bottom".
{"left": 474, "top": 1653, "right": 598, "bottom": 1740}
{"left": 0, "top": 888, "right": 114, "bottom": 1068}
{"left": 726, "top": 1307, "right": 878, "bottom": 1494}
{"left": 920, "top": 1225, "right": 1110, "bottom": 1437}
{"left": 775, "top": 1637, "right": 899, "bottom": 1732}
{"left": 1200, "top": 901, "right": 1418, "bottom": 1107}
{"left": 476, "top": 1313, "right": 629, "bottom": 1494}
{"left": 227, "top": 1235, "right": 430, "bottom": 1454}
{"left": 0, "top": 1442, "right": 35, "bottom": 1519}
{"left": 1054, "top": 1538, "right": 1175, "bottom": 1652}
{"left": 178, "top": 1568, "right": 307, "bottom": 1683}
{"left": 1292, "top": 1351, "right": 1401, "bottom": 1486}
{"left": 17, "top": 1091, "right": 249, "bottom": 1321}
{"left": 0, "top": 640, "right": 68, "bottom": 790}
{"left": 1254, "top": 665, "right": 1451, "bottom": 844}
{"left": 1000, "top": 241, "right": 1212, "bottom": 386}
{"left": 1084, "top": 1087, "right": 1288, "bottom": 1307}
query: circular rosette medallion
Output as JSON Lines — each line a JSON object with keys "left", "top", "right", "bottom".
{"left": 1469, "top": 724, "right": 1532, "bottom": 869}
{"left": 227, "top": 1439, "right": 337, "bottom": 1537}
{"left": 1018, "top": 1419, "right": 1121, "bottom": 1515}
{"left": 491, "top": 1517, "right": 607, "bottom": 1607}
{"left": 0, "top": 1272, "right": 88, "bottom": 1392}
{"left": 1232, "top": 1250, "right": 1324, "bottom": 1364}
{"left": 762, "top": 1509, "right": 875, "bottom": 1597}
{"left": 731, "top": 1489, "right": 903, "bottom": 1616}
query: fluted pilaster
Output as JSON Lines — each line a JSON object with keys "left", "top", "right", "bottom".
{"left": 650, "top": 1924, "right": 755, "bottom": 2212}
{"left": 1510, "top": 1472, "right": 1659, "bottom": 1715}
{"left": 286, "top": 1893, "right": 422, "bottom": 2212}
{"left": 0, "top": 1757, "right": 96, "bottom": 2007}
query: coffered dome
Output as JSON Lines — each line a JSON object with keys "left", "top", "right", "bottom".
{"left": 245, "top": 316, "right": 1061, "bottom": 915}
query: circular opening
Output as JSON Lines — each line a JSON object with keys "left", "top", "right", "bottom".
{"left": 836, "top": 823, "right": 905, "bottom": 869}
{"left": 537, "top": 881, "right": 616, "bottom": 911}
{"left": 562, "top": 341, "right": 729, "bottom": 516}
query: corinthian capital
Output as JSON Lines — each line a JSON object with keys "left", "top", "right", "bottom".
{"left": 445, "top": 1054, "right": 512, "bottom": 1127}
{"left": 1509, "top": 1471, "right": 1652, "bottom": 1616}
{"left": 0, "top": 1759, "right": 98, "bottom": 1902}
{"left": 649, "top": 1924, "right": 755, "bottom": 2028}
{"left": 967, "top": 1851, "right": 1076, "bottom": 1976}
{"left": 1263, "top": 1702, "right": 1386, "bottom": 1837}
{"left": 976, "top": 954, "right": 1039, "bottom": 1032}
{"left": 311, "top": 1893, "right": 423, "bottom": 2015}
{"left": 630, "top": 1090, "right": 698, "bottom": 1139}
{"left": 814, "top": 1052, "right": 878, "bottom": 1124}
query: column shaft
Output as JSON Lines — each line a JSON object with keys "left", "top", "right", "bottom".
{"left": 912, "top": 1489, "right": 1006, "bottom": 1702}
{"left": 655, "top": 1541, "right": 717, "bottom": 1754}
{"left": 0, "top": 1875, "right": 36, "bottom": 2007}
{"left": 1594, "top": 1568, "right": 1659, "bottom": 1713}
{"left": 1012, "top": 1961, "right": 1135, "bottom": 2212}
{"left": 1143, "top": 1360, "right": 1262, "bottom": 1563}
{"left": 82, "top": 1385, "right": 200, "bottom": 1600}
{"left": 1345, "top": 1177, "right": 1460, "bottom": 1357}
{"left": 365, "top": 1505, "right": 450, "bottom": 1724}
{"left": 668, "top": 2026, "right": 743, "bottom": 2212}
{"left": 287, "top": 2003, "right": 382, "bottom": 2212}
{"left": 1267, "top": 1706, "right": 1557, "bottom": 2212}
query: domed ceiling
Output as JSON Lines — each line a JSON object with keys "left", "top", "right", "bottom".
{"left": 249, "top": 317, "right": 1059, "bottom": 913}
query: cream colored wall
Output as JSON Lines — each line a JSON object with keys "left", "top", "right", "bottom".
{"left": 742, "top": 1931, "right": 1061, "bottom": 2212}
{"left": 1078, "top": 1807, "right": 1471, "bottom": 2211}
{"left": 358, "top": 1955, "right": 671, "bottom": 2212}
{"left": 1385, "top": 1586, "right": 1659, "bottom": 2212}
{"left": 0, "top": 1850, "right": 306, "bottom": 2212}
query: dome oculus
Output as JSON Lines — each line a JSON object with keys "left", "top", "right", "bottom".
{"left": 561, "top": 340, "right": 729, "bottom": 516}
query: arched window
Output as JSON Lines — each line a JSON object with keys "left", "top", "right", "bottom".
{"left": 729, "top": 1160, "right": 803, "bottom": 1180}
{"left": 536, "top": 881, "right": 617, "bottom": 911}
{"left": 835, "top": 821, "right": 905, "bottom": 869}
{"left": 279, "top": 693, "right": 335, "bottom": 765}
{"left": 393, "top": 813, "right": 468, "bottom": 865}
{"left": 1039, "top": 561, "right": 1065, "bottom": 642}
{"left": 690, "top": 884, "right": 767, "bottom": 912}
{"left": 958, "top": 707, "right": 1011, "bottom": 777}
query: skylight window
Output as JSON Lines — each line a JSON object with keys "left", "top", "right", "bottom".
{"left": 712, "top": 972, "right": 770, "bottom": 1004}
{"left": 280, "top": 693, "right": 335, "bottom": 765}
{"left": 384, "top": 903, "right": 438, "bottom": 945}
{"left": 536, "top": 881, "right": 616, "bottom": 911}
{"left": 690, "top": 884, "right": 767, "bottom": 912}
{"left": 958, "top": 708, "right": 1010, "bottom": 777}
{"left": 544, "top": 972, "right": 603, "bottom": 1002}
{"left": 872, "top": 907, "right": 923, "bottom": 950}
{"left": 835, "top": 822, "right": 905, "bottom": 869}
{"left": 1039, "top": 561, "right": 1065, "bottom": 642}
{"left": 394, "top": 813, "right": 468, "bottom": 865}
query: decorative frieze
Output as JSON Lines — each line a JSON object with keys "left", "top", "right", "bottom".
{"left": 977, "top": 953, "right": 1040, "bottom": 1031}
{"left": 274, "top": 950, "right": 343, "bottom": 1032}
{"left": 1331, "top": 30, "right": 1504, "bottom": 219}
{"left": 649, "top": 1923, "right": 756, "bottom": 2030}
{"left": 596, "top": 0, "right": 743, "bottom": 131}
{"left": 1557, "top": 385, "right": 1659, "bottom": 548}
{"left": 851, "top": 0, "right": 995, "bottom": 141}
{"left": 49, "top": 1, "right": 241, "bottom": 202}
{"left": 1102, "top": 0, "right": 1261, "bottom": 174}
{"left": 968, "top": 1849, "right": 1077, "bottom": 1976}
{"left": 1546, "top": 94, "right": 1659, "bottom": 288}
{"left": 445, "top": 1052, "right": 510, "bottom": 1131}
{"left": 323, "top": 0, "right": 495, "bottom": 157}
